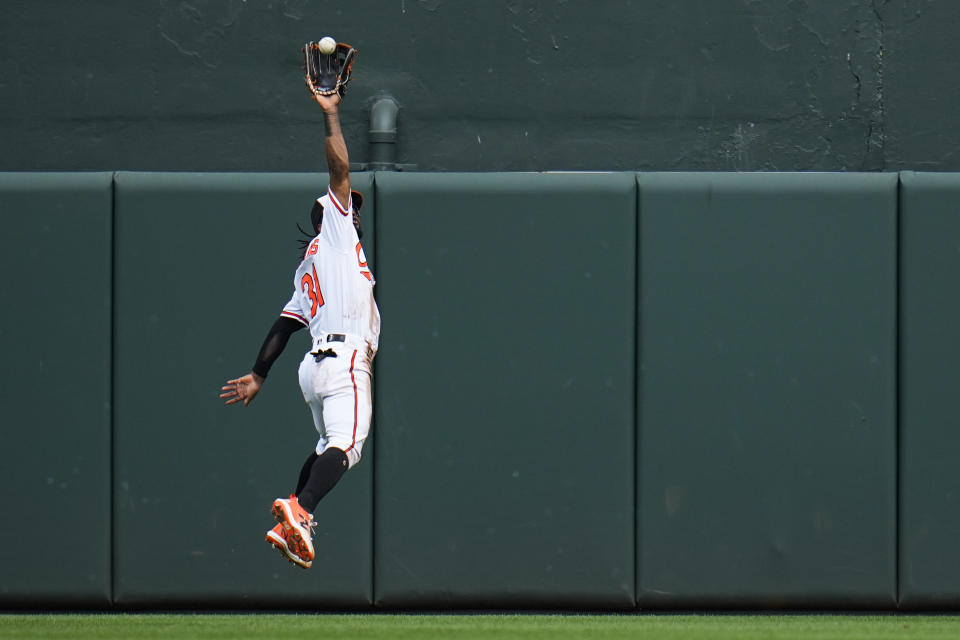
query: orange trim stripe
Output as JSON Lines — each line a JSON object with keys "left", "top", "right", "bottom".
{"left": 281, "top": 311, "right": 309, "bottom": 326}
{"left": 328, "top": 187, "right": 350, "bottom": 216}
{"left": 344, "top": 349, "right": 358, "bottom": 453}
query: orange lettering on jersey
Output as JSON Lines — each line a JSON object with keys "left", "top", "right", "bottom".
{"left": 305, "top": 238, "right": 319, "bottom": 258}
{"left": 356, "top": 242, "right": 373, "bottom": 282}
{"left": 300, "top": 264, "right": 325, "bottom": 317}
{"left": 355, "top": 242, "right": 368, "bottom": 267}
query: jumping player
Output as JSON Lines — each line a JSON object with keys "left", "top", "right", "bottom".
{"left": 219, "top": 90, "right": 380, "bottom": 569}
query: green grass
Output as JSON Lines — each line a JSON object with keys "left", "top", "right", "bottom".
{"left": 2, "top": 614, "right": 960, "bottom": 640}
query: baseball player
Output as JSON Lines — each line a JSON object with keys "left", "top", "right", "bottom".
{"left": 219, "top": 89, "right": 379, "bottom": 569}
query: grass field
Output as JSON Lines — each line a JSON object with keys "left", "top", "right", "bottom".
{"left": 2, "top": 614, "right": 960, "bottom": 640}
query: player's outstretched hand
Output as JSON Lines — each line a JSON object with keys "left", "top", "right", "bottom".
{"left": 220, "top": 373, "right": 264, "bottom": 407}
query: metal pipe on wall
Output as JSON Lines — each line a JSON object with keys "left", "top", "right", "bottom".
{"left": 368, "top": 96, "right": 399, "bottom": 171}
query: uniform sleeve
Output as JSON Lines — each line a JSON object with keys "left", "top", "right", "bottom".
{"left": 281, "top": 290, "right": 309, "bottom": 327}
{"left": 319, "top": 186, "right": 358, "bottom": 251}
{"left": 251, "top": 316, "right": 304, "bottom": 379}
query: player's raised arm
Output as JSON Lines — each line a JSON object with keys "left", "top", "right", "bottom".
{"left": 312, "top": 93, "right": 350, "bottom": 209}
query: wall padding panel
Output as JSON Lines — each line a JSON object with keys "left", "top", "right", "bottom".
{"left": 637, "top": 172, "right": 897, "bottom": 608}
{"left": 899, "top": 171, "right": 960, "bottom": 608}
{"left": 112, "top": 172, "right": 375, "bottom": 606}
{"left": 0, "top": 173, "right": 112, "bottom": 605}
{"left": 373, "top": 172, "right": 636, "bottom": 608}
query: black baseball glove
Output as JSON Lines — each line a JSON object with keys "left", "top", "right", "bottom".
{"left": 302, "top": 40, "right": 357, "bottom": 98}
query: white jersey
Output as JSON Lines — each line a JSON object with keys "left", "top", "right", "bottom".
{"left": 281, "top": 187, "right": 380, "bottom": 351}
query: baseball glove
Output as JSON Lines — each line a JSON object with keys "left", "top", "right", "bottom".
{"left": 302, "top": 40, "right": 357, "bottom": 98}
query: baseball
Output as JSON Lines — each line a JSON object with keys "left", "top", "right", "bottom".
{"left": 318, "top": 37, "right": 336, "bottom": 54}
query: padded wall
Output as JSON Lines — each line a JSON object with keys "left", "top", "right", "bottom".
{"left": 0, "top": 173, "right": 113, "bottom": 605}
{"left": 5, "top": 169, "right": 944, "bottom": 610}
{"left": 899, "top": 172, "right": 960, "bottom": 608}
{"left": 112, "top": 172, "right": 375, "bottom": 606}
{"left": 637, "top": 172, "right": 898, "bottom": 607}
{"left": 372, "top": 172, "right": 636, "bottom": 608}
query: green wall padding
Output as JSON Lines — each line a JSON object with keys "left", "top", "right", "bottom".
{"left": 372, "top": 172, "right": 636, "bottom": 608}
{"left": 6, "top": 169, "right": 948, "bottom": 610}
{"left": 637, "top": 172, "right": 898, "bottom": 607}
{"left": 112, "top": 172, "right": 375, "bottom": 606}
{"left": 899, "top": 171, "right": 960, "bottom": 608}
{"left": 0, "top": 173, "right": 113, "bottom": 605}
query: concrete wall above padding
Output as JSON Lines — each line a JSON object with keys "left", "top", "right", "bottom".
{"left": 4, "top": 3, "right": 960, "bottom": 172}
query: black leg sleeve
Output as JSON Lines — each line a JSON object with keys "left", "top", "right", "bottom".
{"left": 297, "top": 448, "right": 349, "bottom": 512}
{"left": 294, "top": 452, "right": 320, "bottom": 497}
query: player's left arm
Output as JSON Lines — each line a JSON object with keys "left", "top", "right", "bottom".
{"left": 220, "top": 316, "right": 304, "bottom": 407}
{"left": 312, "top": 93, "right": 351, "bottom": 210}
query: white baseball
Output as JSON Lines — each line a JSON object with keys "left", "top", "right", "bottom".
{"left": 318, "top": 37, "right": 336, "bottom": 54}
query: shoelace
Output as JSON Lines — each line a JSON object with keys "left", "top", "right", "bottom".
{"left": 297, "top": 512, "right": 319, "bottom": 540}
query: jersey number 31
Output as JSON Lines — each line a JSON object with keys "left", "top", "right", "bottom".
{"left": 300, "top": 265, "right": 324, "bottom": 317}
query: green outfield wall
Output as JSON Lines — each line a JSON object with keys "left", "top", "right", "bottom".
{"left": 111, "top": 172, "right": 375, "bottom": 607}
{"left": 1, "top": 171, "right": 959, "bottom": 610}
{"left": 0, "top": 173, "right": 113, "bottom": 606}
{"left": 372, "top": 172, "right": 636, "bottom": 608}
{"left": 2, "top": 2, "right": 960, "bottom": 173}
{"left": 898, "top": 172, "right": 960, "bottom": 609}
{"left": 637, "top": 173, "right": 897, "bottom": 608}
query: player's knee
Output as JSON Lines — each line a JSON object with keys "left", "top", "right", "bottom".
{"left": 326, "top": 439, "right": 365, "bottom": 469}
{"left": 343, "top": 445, "right": 363, "bottom": 470}
{"left": 322, "top": 445, "right": 354, "bottom": 470}
{"left": 321, "top": 446, "right": 348, "bottom": 468}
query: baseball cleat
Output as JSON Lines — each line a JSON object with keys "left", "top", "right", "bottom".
{"left": 271, "top": 494, "right": 316, "bottom": 566}
{"left": 265, "top": 523, "right": 312, "bottom": 569}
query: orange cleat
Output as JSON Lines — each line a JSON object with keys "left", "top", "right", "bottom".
{"left": 265, "top": 523, "right": 312, "bottom": 569}
{"left": 271, "top": 495, "right": 316, "bottom": 566}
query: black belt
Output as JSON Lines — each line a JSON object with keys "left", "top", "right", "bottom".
{"left": 326, "top": 334, "right": 345, "bottom": 342}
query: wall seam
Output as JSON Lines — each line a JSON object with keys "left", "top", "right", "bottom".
{"left": 633, "top": 172, "right": 641, "bottom": 609}
{"left": 894, "top": 171, "right": 903, "bottom": 608}
{"left": 109, "top": 171, "right": 118, "bottom": 607}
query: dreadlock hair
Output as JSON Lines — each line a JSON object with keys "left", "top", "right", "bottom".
{"left": 296, "top": 222, "right": 316, "bottom": 259}
{"left": 296, "top": 201, "right": 325, "bottom": 259}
